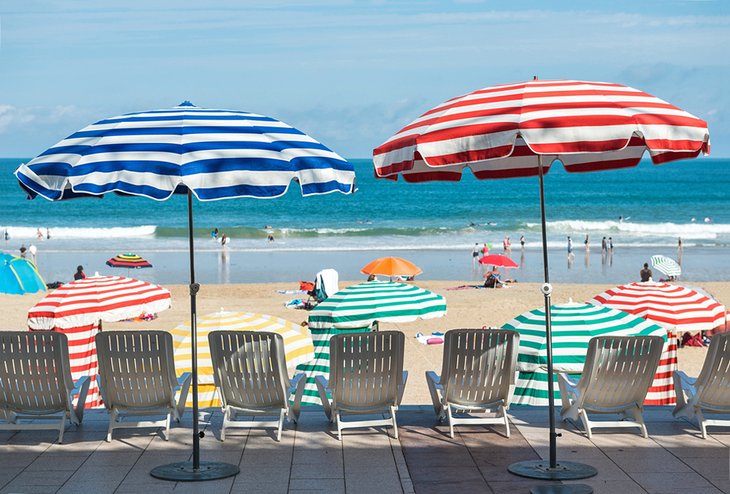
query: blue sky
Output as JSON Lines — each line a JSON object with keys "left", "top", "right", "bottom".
{"left": 1, "top": 1, "right": 728, "bottom": 158}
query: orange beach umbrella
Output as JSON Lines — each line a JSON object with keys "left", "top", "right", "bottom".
{"left": 360, "top": 256, "right": 423, "bottom": 278}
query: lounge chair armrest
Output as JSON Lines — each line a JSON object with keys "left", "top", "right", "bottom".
{"left": 397, "top": 371, "right": 408, "bottom": 406}
{"left": 174, "top": 372, "right": 193, "bottom": 421}
{"left": 425, "top": 371, "right": 441, "bottom": 388}
{"left": 314, "top": 375, "right": 333, "bottom": 421}
{"left": 288, "top": 372, "right": 306, "bottom": 422}
{"left": 70, "top": 375, "right": 92, "bottom": 424}
{"left": 177, "top": 372, "right": 193, "bottom": 388}
{"left": 558, "top": 372, "right": 579, "bottom": 390}
{"left": 673, "top": 370, "right": 697, "bottom": 388}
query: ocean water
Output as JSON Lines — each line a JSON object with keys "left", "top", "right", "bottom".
{"left": 1, "top": 157, "right": 729, "bottom": 285}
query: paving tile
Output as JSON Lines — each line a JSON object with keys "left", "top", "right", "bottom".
{"left": 26, "top": 452, "right": 90, "bottom": 471}
{"left": 634, "top": 471, "right": 721, "bottom": 493}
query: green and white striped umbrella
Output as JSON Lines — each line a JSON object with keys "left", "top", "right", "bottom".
{"left": 299, "top": 280, "right": 447, "bottom": 405}
{"left": 308, "top": 280, "right": 447, "bottom": 329}
{"left": 502, "top": 302, "right": 666, "bottom": 406}
{"left": 651, "top": 255, "right": 682, "bottom": 278}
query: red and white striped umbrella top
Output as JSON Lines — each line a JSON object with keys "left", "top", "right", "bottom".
{"left": 373, "top": 79, "right": 710, "bottom": 181}
{"left": 589, "top": 282, "right": 726, "bottom": 333}
{"left": 28, "top": 275, "right": 171, "bottom": 330}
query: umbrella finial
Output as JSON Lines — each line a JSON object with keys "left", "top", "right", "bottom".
{"left": 179, "top": 100, "right": 196, "bottom": 107}
{"left": 533, "top": 75, "right": 539, "bottom": 80}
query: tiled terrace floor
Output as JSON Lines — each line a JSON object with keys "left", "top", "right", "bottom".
{"left": 1, "top": 406, "right": 729, "bottom": 493}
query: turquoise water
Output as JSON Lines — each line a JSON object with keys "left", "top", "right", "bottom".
{"left": 2, "top": 157, "right": 729, "bottom": 251}
{"left": 1, "top": 157, "right": 729, "bottom": 284}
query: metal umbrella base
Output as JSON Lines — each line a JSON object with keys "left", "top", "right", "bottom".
{"left": 150, "top": 461, "right": 240, "bottom": 481}
{"left": 509, "top": 459, "right": 597, "bottom": 480}
{"left": 509, "top": 459, "right": 596, "bottom": 494}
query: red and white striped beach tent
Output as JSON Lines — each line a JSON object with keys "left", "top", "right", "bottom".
{"left": 27, "top": 275, "right": 172, "bottom": 407}
{"left": 589, "top": 281, "right": 727, "bottom": 405}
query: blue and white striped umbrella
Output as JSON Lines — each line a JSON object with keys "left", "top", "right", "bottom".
{"left": 15, "top": 102, "right": 355, "bottom": 201}
{"left": 14, "top": 102, "right": 355, "bottom": 478}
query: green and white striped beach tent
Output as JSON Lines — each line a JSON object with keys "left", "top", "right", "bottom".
{"left": 502, "top": 302, "right": 666, "bottom": 406}
{"left": 298, "top": 280, "right": 447, "bottom": 405}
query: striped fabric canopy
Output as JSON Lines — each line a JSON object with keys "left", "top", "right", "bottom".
{"left": 502, "top": 303, "right": 668, "bottom": 406}
{"left": 27, "top": 275, "right": 171, "bottom": 330}
{"left": 650, "top": 255, "right": 681, "bottom": 278}
{"left": 170, "top": 311, "right": 315, "bottom": 408}
{"left": 15, "top": 102, "right": 355, "bottom": 201}
{"left": 590, "top": 281, "right": 726, "bottom": 333}
{"left": 308, "top": 280, "right": 447, "bottom": 329}
{"left": 300, "top": 281, "right": 447, "bottom": 405}
{"left": 373, "top": 79, "right": 709, "bottom": 181}
{"left": 106, "top": 253, "right": 152, "bottom": 269}
{"left": 27, "top": 275, "right": 172, "bottom": 408}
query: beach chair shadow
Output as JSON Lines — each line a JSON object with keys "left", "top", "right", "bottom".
{"left": 0, "top": 331, "right": 91, "bottom": 443}
{"left": 426, "top": 329, "right": 519, "bottom": 438}
{"left": 95, "top": 330, "right": 192, "bottom": 442}
{"left": 558, "top": 335, "right": 664, "bottom": 439}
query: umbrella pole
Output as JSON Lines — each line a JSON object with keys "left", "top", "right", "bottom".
{"left": 507, "top": 156, "right": 597, "bottom": 491}
{"left": 150, "top": 191, "right": 239, "bottom": 482}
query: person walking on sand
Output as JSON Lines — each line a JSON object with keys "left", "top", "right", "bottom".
{"left": 584, "top": 234, "right": 589, "bottom": 251}
{"left": 472, "top": 243, "right": 480, "bottom": 266}
{"left": 608, "top": 237, "right": 614, "bottom": 251}
{"left": 567, "top": 236, "right": 573, "bottom": 257}
{"left": 520, "top": 235, "right": 525, "bottom": 249}
{"left": 46, "top": 228, "right": 51, "bottom": 240}
{"left": 220, "top": 233, "right": 228, "bottom": 247}
{"left": 601, "top": 236, "right": 607, "bottom": 254}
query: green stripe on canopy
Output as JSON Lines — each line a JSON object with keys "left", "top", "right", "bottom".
{"left": 308, "top": 280, "right": 447, "bottom": 329}
{"left": 299, "top": 280, "right": 447, "bottom": 405}
{"left": 502, "top": 302, "right": 666, "bottom": 406}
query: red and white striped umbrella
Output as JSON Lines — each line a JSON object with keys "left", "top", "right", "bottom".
{"left": 27, "top": 275, "right": 172, "bottom": 408}
{"left": 373, "top": 78, "right": 709, "bottom": 477}
{"left": 27, "top": 275, "right": 171, "bottom": 330}
{"left": 589, "top": 281, "right": 726, "bottom": 333}
{"left": 374, "top": 79, "right": 709, "bottom": 180}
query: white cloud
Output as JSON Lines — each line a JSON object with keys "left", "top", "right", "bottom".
{"left": 0, "top": 105, "right": 35, "bottom": 133}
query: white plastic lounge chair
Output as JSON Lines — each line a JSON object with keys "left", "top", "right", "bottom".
{"left": 0, "top": 331, "right": 90, "bottom": 443}
{"left": 673, "top": 332, "right": 730, "bottom": 438}
{"left": 558, "top": 335, "right": 664, "bottom": 438}
{"left": 207, "top": 330, "right": 305, "bottom": 441}
{"left": 316, "top": 330, "right": 407, "bottom": 440}
{"left": 95, "top": 330, "right": 192, "bottom": 442}
{"left": 426, "top": 329, "right": 519, "bottom": 438}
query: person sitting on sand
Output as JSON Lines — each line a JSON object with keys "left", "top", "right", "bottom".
{"left": 640, "top": 263, "right": 653, "bottom": 282}
{"left": 484, "top": 266, "right": 503, "bottom": 288}
{"left": 74, "top": 265, "right": 86, "bottom": 280}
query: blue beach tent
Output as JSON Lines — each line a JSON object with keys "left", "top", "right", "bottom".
{"left": 0, "top": 253, "right": 46, "bottom": 295}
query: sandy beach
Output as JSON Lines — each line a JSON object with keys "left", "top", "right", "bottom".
{"left": 3, "top": 279, "right": 727, "bottom": 405}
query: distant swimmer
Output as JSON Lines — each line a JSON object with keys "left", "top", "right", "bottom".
{"left": 704, "top": 217, "right": 713, "bottom": 223}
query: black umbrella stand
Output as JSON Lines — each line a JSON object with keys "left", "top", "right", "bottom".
{"left": 507, "top": 157, "right": 597, "bottom": 493}
{"left": 151, "top": 191, "right": 240, "bottom": 481}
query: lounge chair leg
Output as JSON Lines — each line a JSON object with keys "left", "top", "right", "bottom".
{"left": 697, "top": 411, "right": 708, "bottom": 439}
{"left": 447, "top": 407, "right": 455, "bottom": 438}
{"left": 391, "top": 406, "right": 398, "bottom": 440}
{"left": 336, "top": 411, "right": 342, "bottom": 441}
{"left": 106, "top": 408, "right": 117, "bottom": 442}
{"left": 501, "top": 406, "right": 510, "bottom": 438}
{"left": 58, "top": 420, "right": 65, "bottom": 444}
{"left": 579, "top": 409, "right": 592, "bottom": 439}
{"left": 163, "top": 414, "right": 171, "bottom": 441}
{"left": 276, "top": 409, "right": 285, "bottom": 442}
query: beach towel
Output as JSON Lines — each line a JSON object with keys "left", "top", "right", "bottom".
{"left": 446, "top": 284, "right": 485, "bottom": 291}
{"left": 415, "top": 331, "right": 445, "bottom": 345}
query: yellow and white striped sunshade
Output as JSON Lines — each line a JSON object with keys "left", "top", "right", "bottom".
{"left": 171, "top": 310, "right": 315, "bottom": 408}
